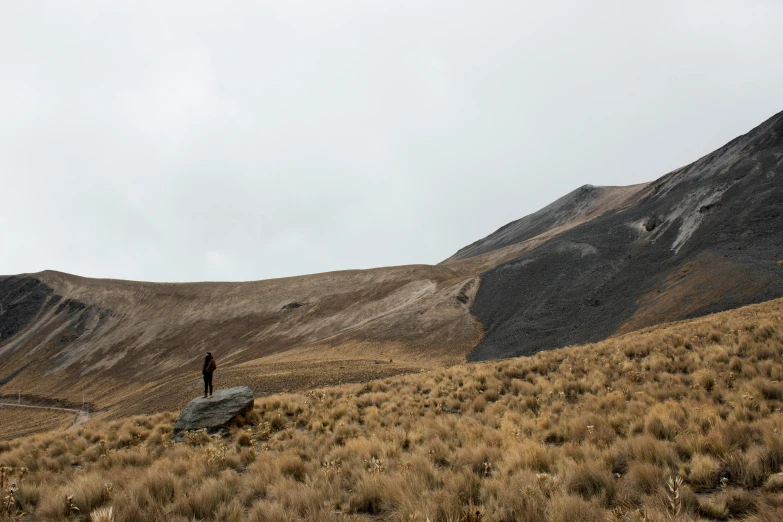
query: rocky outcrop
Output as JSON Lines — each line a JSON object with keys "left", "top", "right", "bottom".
{"left": 466, "top": 110, "right": 783, "bottom": 361}
{"left": 0, "top": 276, "right": 54, "bottom": 345}
{"left": 442, "top": 183, "right": 648, "bottom": 263}
{"left": 172, "top": 386, "right": 254, "bottom": 441}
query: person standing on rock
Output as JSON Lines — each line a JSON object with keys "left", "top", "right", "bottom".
{"left": 202, "top": 352, "right": 217, "bottom": 398}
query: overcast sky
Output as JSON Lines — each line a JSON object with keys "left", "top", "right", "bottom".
{"left": 1, "top": 1, "right": 782, "bottom": 282}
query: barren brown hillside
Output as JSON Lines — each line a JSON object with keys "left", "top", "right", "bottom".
{"left": 0, "top": 184, "right": 644, "bottom": 419}
{"left": 0, "top": 265, "right": 484, "bottom": 417}
{"left": 2, "top": 110, "right": 783, "bottom": 421}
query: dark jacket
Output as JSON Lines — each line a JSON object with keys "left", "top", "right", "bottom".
{"left": 202, "top": 355, "right": 217, "bottom": 375}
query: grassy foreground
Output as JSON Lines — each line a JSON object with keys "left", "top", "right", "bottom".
{"left": 0, "top": 409, "right": 74, "bottom": 441}
{"left": 2, "top": 299, "right": 783, "bottom": 522}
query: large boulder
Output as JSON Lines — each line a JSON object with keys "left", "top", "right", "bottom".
{"left": 172, "top": 386, "right": 254, "bottom": 441}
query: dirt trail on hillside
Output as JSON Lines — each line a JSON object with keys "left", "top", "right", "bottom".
{"left": 0, "top": 402, "right": 90, "bottom": 429}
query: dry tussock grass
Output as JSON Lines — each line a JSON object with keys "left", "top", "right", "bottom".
{"left": 2, "top": 299, "right": 783, "bottom": 521}
{"left": 0, "top": 408, "right": 74, "bottom": 440}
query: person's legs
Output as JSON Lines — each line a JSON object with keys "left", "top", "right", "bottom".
{"left": 207, "top": 373, "right": 213, "bottom": 397}
{"left": 203, "top": 375, "right": 209, "bottom": 397}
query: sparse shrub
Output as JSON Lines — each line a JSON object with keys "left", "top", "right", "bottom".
{"left": 510, "top": 440, "right": 554, "bottom": 473}
{"left": 236, "top": 431, "right": 253, "bottom": 447}
{"left": 90, "top": 506, "right": 115, "bottom": 522}
{"left": 247, "top": 500, "right": 289, "bottom": 522}
{"left": 723, "top": 487, "right": 758, "bottom": 517}
{"left": 213, "top": 499, "right": 244, "bottom": 522}
{"left": 454, "top": 444, "right": 501, "bottom": 478}
{"left": 615, "top": 435, "right": 679, "bottom": 469}
{"left": 547, "top": 494, "right": 604, "bottom": 522}
{"left": 204, "top": 440, "right": 229, "bottom": 472}
{"left": 753, "top": 378, "right": 783, "bottom": 401}
{"left": 564, "top": 462, "right": 614, "bottom": 504}
{"left": 472, "top": 394, "right": 487, "bottom": 413}
{"left": 38, "top": 473, "right": 110, "bottom": 519}
{"left": 626, "top": 462, "right": 664, "bottom": 496}
{"left": 746, "top": 504, "right": 783, "bottom": 522}
{"left": 113, "top": 447, "right": 151, "bottom": 468}
{"left": 699, "top": 496, "right": 729, "bottom": 520}
{"left": 764, "top": 472, "right": 783, "bottom": 492}
{"left": 482, "top": 470, "right": 546, "bottom": 522}
{"left": 277, "top": 453, "right": 308, "bottom": 482}
{"left": 722, "top": 448, "right": 766, "bottom": 488}
{"left": 142, "top": 469, "right": 178, "bottom": 504}
{"left": 444, "top": 467, "right": 481, "bottom": 505}
{"left": 183, "top": 428, "right": 211, "bottom": 447}
{"left": 687, "top": 453, "right": 721, "bottom": 489}
{"left": 645, "top": 416, "right": 677, "bottom": 441}
{"left": 268, "top": 413, "right": 286, "bottom": 432}
{"left": 13, "top": 482, "right": 42, "bottom": 511}
{"left": 693, "top": 368, "right": 717, "bottom": 391}
{"left": 232, "top": 408, "right": 261, "bottom": 429}
{"left": 172, "top": 477, "right": 232, "bottom": 520}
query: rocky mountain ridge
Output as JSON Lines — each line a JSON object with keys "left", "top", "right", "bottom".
{"left": 2, "top": 109, "right": 781, "bottom": 415}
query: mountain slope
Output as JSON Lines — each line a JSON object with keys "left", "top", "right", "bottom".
{"left": 464, "top": 109, "right": 783, "bottom": 360}
{"left": 2, "top": 109, "right": 782, "bottom": 416}
{"left": 0, "top": 266, "right": 483, "bottom": 416}
{"left": 442, "top": 183, "right": 649, "bottom": 263}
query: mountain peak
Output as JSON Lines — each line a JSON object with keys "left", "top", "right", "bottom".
{"left": 443, "top": 182, "right": 647, "bottom": 263}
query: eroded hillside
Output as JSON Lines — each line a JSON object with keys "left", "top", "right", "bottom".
{"left": 0, "top": 266, "right": 482, "bottom": 416}
{"left": 463, "top": 110, "right": 783, "bottom": 360}
{"left": 2, "top": 110, "right": 782, "bottom": 416}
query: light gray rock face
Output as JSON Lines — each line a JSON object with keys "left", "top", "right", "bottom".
{"left": 172, "top": 386, "right": 254, "bottom": 441}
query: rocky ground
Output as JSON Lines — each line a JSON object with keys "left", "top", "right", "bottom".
{"left": 466, "top": 110, "right": 783, "bottom": 360}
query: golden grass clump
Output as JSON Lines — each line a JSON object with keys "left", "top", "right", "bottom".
{"left": 2, "top": 298, "right": 783, "bottom": 520}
